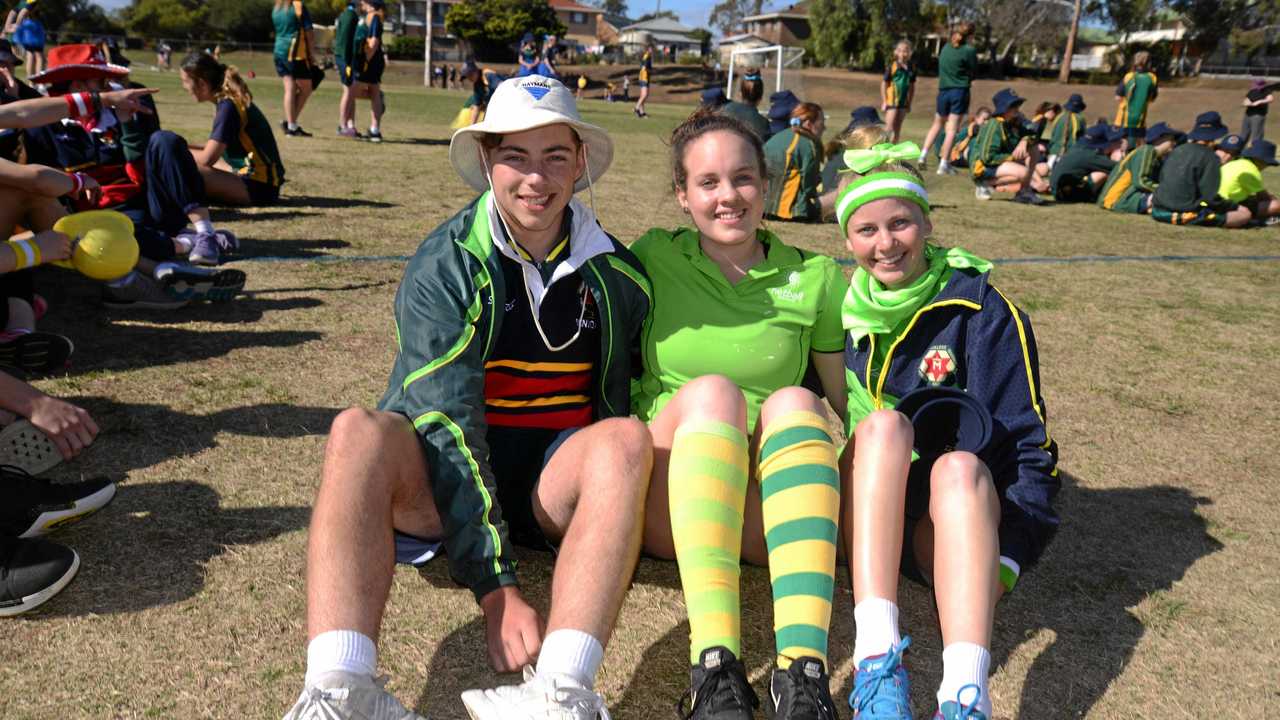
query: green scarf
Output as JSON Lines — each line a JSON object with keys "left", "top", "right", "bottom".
{"left": 842, "top": 244, "right": 993, "bottom": 344}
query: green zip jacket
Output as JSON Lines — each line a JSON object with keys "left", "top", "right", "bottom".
{"left": 1047, "top": 111, "right": 1085, "bottom": 157}
{"left": 1098, "top": 145, "right": 1161, "bottom": 212}
{"left": 378, "top": 192, "right": 652, "bottom": 601}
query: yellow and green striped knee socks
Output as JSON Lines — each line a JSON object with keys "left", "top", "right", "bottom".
{"left": 758, "top": 410, "right": 840, "bottom": 669}
{"left": 668, "top": 419, "right": 751, "bottom": 664}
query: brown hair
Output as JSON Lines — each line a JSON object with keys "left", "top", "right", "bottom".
{"left": 180, "top": 51, "right": 252, "bottom": 108}
{"left": 477, "top": 128, "right": 583, "bottom": 151}
{"left": 836, "top": 123, "right": 923, "bottom": 192}
{"left": 1132, "top": 50, "right": 1150, "bottom": 72}
{"left": 669, "top": 108, "right": 766, "bottom": 192}
{"left": 790, "top": 102, "right": 823, "bottom": 127}
{"left": 739, "top": 70, "right": 763, "bottom": 105}
{"left": 951, "top": 21, "right": 976, "bottom": 46}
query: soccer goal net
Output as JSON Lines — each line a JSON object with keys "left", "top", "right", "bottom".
{"left": 725, "top": 44, "right": 806, "bottom": 102}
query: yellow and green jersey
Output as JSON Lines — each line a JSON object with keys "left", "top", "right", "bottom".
{"left": 272, "top": 1, "right": 312, "bottom": 61}
{"left": 210, "top": 97, "right": 285, "bottom": 187}
{"left": 1115, "top": 71, "right": 1158, "bottom": 129}
{"left": 969, "top": 117, "right": 1018, "bottom": 178}
{"left": 1098, "top": 145, "right": 1160, "bottom": 212}
{"left": 883, "top": 60, "right": 915, "bottom": 108}
{"left": 764, "top": 128, "right": 823, "bottom": 220}
{"left": 1047, "top": 111, "right": 1086, "bottom": 156}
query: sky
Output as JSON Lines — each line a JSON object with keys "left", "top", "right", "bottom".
{"left": 91, "top": 0, "right": 728, "bottom": 30}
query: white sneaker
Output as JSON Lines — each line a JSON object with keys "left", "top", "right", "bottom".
{"left": 281, "top": 671, "right": 426, "bottom": 720}
{"left": 937, "top": 162, "right": 958, "bottom": 176}
{"left": 974, "top": 183, "right": 994, "bottom": 200}
{"left": 461, "top": 667, "right": 610, "bottom": 720}
{"left": 917, "top": 156, "right": 928, "bottom": 171}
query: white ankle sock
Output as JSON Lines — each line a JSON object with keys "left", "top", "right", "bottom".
{"left": 194, "top": 219, "right": 215, "bottom": 236}
{"left": 535, "top": 629, "right": 604, "bottom": 690}
{"left": 288, "top": 121, "right": 300, "bottom": 131}
{"left": 852, "top": 597, "right": 902, "bottom": 665}
{"left": 305, "top": 630, "right": 377, "bottom": 686}
{"left": 937, "top": 642, "right": 992, "bottom": 716}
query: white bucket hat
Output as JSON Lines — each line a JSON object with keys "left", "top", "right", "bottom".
{"left": 449, "top": 74, "right": 614, "bottom": 193}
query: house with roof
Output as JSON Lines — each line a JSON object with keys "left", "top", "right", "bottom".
{"left": 396, "top": 0, "right": 465, "bottom": 60}
{"left": 618, "top": 16, "right": 704, "bottom": 57}
{"left": 596, "top": 11, "right": 635, "bottom": 47}
{"left": 742, "top": 1, "right": 810, "bottom": 48}
{"left": 717, "top": 32, "right": 771, "bottom": 67}
{"left": 548, "top": 0, "right": 604, "bottom": 54}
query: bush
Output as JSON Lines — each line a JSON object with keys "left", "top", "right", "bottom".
{"left": 678, "top": 52, "right": 704, "bottom": 65}
{"left": 387, "top": 35, "right": 425, "bottom": 60}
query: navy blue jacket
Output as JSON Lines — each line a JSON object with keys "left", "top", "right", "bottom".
{"left": 845, "top": 267, "right": 1060, "bottom": 575}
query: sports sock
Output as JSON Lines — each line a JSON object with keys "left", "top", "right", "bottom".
{"left": 172, "top": 234, "right": 194, "bottom": 255}
{"left": 287, "top": 121, "right": 300, "bottom": 131}
{"left": 194, "top": 219, "right": 215, "bottom": 236}
{"left": 852, "top": 597, "right": 902, "bottom": 666}
{"left": 937, "top": 642, "right": 992, "bottom": 717}
{"left": 305, "top": 629, "right": 377, "bottom": 686}
{"left": 668, "top": 419, "right": 750, "bottom": 665}
{"left": 758, "top": 410, "right": 839, "bottom": 669}
{"left": 535, "top": 628, "right": 604, "bottom": 689}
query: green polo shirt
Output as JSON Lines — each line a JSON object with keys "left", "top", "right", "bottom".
{"left": 1219, "top": 158, "right": 1265, "bottom": 203}
{"left": 720, "top": 101, "right": 770, "bottom": 140}
{"left": 630, "top": 227, "right": 846, "bottom": 428}
{"left": 938, "top": 43, "right": 977, "bottom": 90}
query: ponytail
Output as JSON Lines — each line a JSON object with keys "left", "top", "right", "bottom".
{"left": 180, "top": 51, "right": 253, "bottom": 108}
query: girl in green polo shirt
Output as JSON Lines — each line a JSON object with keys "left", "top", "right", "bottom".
{"left": 633, "top": 109, "right": 849, "bottom": 720}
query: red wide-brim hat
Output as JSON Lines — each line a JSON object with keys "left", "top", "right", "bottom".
{"left": 30, "top": 44, "right": 130, "bottom": 85}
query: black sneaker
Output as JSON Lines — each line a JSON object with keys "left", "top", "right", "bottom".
{"left": 0, "top": 465, "right": 116, "bottom": 538}
{"left": 0, "top": 535, "right": 79, "bottom": 616}
{"left": 366, "top": 129, "right": 383, "bottom": 143}
{"left": 677, "top": 646, "right": 759, "bottom": 720}
{"left": 158, "top": 266, "right": 247, "bottom": 304}
{"left": 767, "top": 657, "right": 837, "bottom": 720}
{"left": 290, "top": 125, "right": 313, "bottom": 137}
{"left": 0, "top": 331, "right": 73, "bottom": 376}
{"left": 1013, "top": 190, "right": 1047, "bottom": 206}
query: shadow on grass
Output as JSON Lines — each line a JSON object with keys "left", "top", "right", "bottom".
{"left": 98, "top": 295, "right": 325, "bottom": 325}
{"left": 236, "top": 237, "right": 352, "bottom": 259}
{"left": 380, "top": 138, "right": 451, "bottom": 146}
{"left": 278, "top": 194, "right": 398, "bottom": 209}
{"left": 58, "top": 324, "right": 322, "bottom": 374}
{"left": 26, "top": 480, "right": 310, "bottom": 617}
{"left": 210, "top": 208, "right": 323, "bottom": 223}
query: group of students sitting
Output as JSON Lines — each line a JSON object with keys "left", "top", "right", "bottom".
{"left": 1, "top": 42, "right": 293, "bottom": 618}
{"left": 280, "top": 73, "right": 1057, "bottom": 720}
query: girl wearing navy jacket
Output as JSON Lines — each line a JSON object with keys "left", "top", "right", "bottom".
{"left": 833, "top": 141, "right": 1059, "bottom": 720}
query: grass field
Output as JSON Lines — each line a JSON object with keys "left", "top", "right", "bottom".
{"left": 2, "top": 64, "right": 1278, "bottom": 719}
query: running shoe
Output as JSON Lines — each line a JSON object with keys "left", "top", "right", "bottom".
{"left": 678, "top": 646, "right": 759, "bottom": 720}
{"left": 932, "top": 685, "right": 987, "bottom": 720}
{"left": 917, "top": 156, "right": 929, "bottom": 171}
{"left": 0, "top": 331, "right": 73, "bottom": 376}
{"left": 0, "top": 419, "right": 62, "bottom": 476}
{"left": 187, "top": 229, "right": 239, "bottom": 266}
{"left": 461, "top": 666, "right": 611, "bottom": 719}
{"left": 367, "top": 129, "right": 383, "bottom": 143}
{"left": 281, "top": 671, "right": 427, "bottom": 720}
{"left": 849, "top": 637, "right": 912, "bottom": 719}
{"left": 0, "top": 535, "right": 79, "bottom": 617}
{"left": 0, "top": 465, "right": 115, "bottom": 539}
{"left": 101, "top": 273, "right": 189, "bottom": 310}
{"left": 973, "top": 183, "right": 994, "bottom": 201}
{"left": 338, "top": 126, "right": 359, "bottom": 138}
{"left": 1012, "top": 190, "right": 1047, "bottom": 206}
{"left": 767, "top": 657, "right": 837, "bottom": 720}
{"left": 156, "top": 265, "right": 246, "bottom": 304}
{"left": 936, "top": 163, "right": 958, "bottom": 176}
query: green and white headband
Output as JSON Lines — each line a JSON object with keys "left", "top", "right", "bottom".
{"left": 836, "top": 142, "right": 930, "bottom": 232}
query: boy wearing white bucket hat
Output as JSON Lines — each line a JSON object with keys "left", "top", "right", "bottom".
{"left": 284, "top": 75, "right": 653, "bottom": 720}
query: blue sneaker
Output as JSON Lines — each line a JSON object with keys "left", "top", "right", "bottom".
{"left": 187, "top": 229, "right": 239, "bottom": 266}
{"left": 933, "top": 684, "right": 987, "bottom": 720}
{"left": 849, "top": 637, "right": 912, "bottom": 719}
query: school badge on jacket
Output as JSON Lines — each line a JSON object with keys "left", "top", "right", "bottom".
{"left": 919, "top": 345, "right": 957, "bottom": 385}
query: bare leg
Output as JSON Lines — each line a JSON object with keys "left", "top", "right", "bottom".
{"left": 294, "top": 78, "right": 315, "bottom": 123}
{"left": 885, "top": 108, "right": 903, "bottom": 143}
{"left": 533, "top": 417, "right": 653, "bottom": 644}
{"left": 920, "top": 113, "right": 946, "bottom": 163}
{"left": 282, "top": 77, "right": 297, "bottom": 125}
{"left": 369, "top": 83, "right": 384, "bottom": 132}
{"left": 842, "top": 410, "right": 914, "bottom": 604}
{"left": 195, "top": 165, "right": 253, "bottom": 206}
{"left": 939, "top": 113, "right": 965, "bottom": 168}
{"left": 339, "top": 84, "right": 354, "bottom": 130}
{"left": 307, "top": 408, "right": 444, "bottom": 641}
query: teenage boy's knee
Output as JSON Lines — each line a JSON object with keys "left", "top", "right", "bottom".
{"left": 327, "top": 407, "right": 413, "bottom": 457}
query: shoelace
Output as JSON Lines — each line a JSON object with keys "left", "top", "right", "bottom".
{"left": 850, "top": 637, "right": 911, "bottom": 718}
{"left": 677, "top": 659, "right": 757, "bottom": 719}
{"left": 781, "top": 663, "right": 833, "bottom": 718}
{"left": 516, "top": 667, "right": 612, "bottom": 720}
{"left": 944, "top": 684, "right": 984, "bottom": 720}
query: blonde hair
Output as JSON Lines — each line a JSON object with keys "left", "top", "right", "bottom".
{"left": 894, "top": 40, "right": 913, "bottom": 55}
{"left": 825, "top": 123, "right": 891, "bottom": 162}
{"left": 1132, "top": 50, "right": 1150, "bottom": 71}
{"left": 837, "top": 124, "right": 923, "bottom": 192}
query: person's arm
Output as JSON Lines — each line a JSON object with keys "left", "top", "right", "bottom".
{"left": 196, "top": 100, "right": 238, "bottom": 168}
{"left": 966, "top": 289, "right": 1060, "bottom": 589}
{"left": 1133, "top": 148, "right": 1160, "bottom": 193}
{"left": 2, "top": 229, "right": 71, "bottom": 274}
{"left": 0, "top": 87, "right": 156, "bottom": 130}
{"left": 0, "top": 156, "right": 96, "bottom": 198}
{"left": 0, "top": 371, "right": 99, "bottom": 460}
{"left": 809, "top": 258, "right": 849, "bottom": 420}
{"left": 905, "top": 74, "right": 916, "bottom": 111}
{"left": 302, "top": 5, "right": 317, "bottom": 64}
{"left": 880, "top": 68, "right": 890, "bottom": 110}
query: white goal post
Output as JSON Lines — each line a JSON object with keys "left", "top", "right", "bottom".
{"left": 725, "top": 44, "right": 805, "bottom": 101}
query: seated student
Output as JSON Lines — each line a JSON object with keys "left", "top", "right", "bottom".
{"left": 1046, "top": 93, "right": 1087, "bottom": 167}
{"left": 515, "top": 33, "right": 540, "bottom": 77}
{"left": 944, "top": 105, "right": 990, "bottom": 170}
{"left": 700, "top": 84, "right": 727, "bottom": 110}
{"left": 764, "top": 102, "right": 833, "bottom": 221}
{"left": 1049, "top": 123, "right": 1124, "bottom": 203}
{"left": 1220, "top": 139, "right": 1280, "bottom": 222}
{"left": 281, "top": 76, "right": 653, "bottom": 720}
{"left": 833, "top": 140, "right": 1058, "bottom": 720}
{"left": 632, "top": 109, "right": 848, "bottom": 720}
{"left": 766, "top": 88, "right": 800, "bottom": 138}
{"left": 1098, "top": 122, "right": 1182, "bottom": 214}
{"left": 22, "top": 45, "right": 246, "bottom": 306}
{"left": 1115, "top": 51, "right": 1158, "bottom": 147}
{"left": 459, "top": 59, "right": 503, "bottom": 126}
{"left": 969, "top": 88, "right": 1048, "bottom": 204}
{"left": 180, "top": 52, "right": 286, "bottom": 214}
{"left": 720, "top": 69, "right": 770, "bottom": 140}
{"left": 1152, "top": 112, "right": 1253, "bottom": 228}
{"left": 822, "top": 106, "right": 886, "bottom": 189}
{"left": 1216, "top": 132, "right": 1244, "bottom": 162}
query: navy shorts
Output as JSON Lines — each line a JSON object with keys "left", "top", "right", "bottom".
{"left": 355, "top": 57, "right": 384, "bottom": 86}
{"left": 899, "top": 459, "right": 934, "bottom": 585}
{"left": 274, "top": 55, "right": 312, "bottom": 78}
{"left": 392, "top": 426, "right": 580, "bottom": 566}
{"left": 243, "top": 178, "right": 281, "bottom": 206}
{"left": 936, "top": 87, "right": 971, "bottom": 117}
{"left": 335, "top": 58, "right": 354, "bottom": 87}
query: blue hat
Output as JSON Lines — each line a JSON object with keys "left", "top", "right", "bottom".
{"left": 1064, "top": 93, "right": 1085, "bottom": 112}
{"left": 701, "top": 85, "right": 727, "bottom": 107}
{"left": 767, "top": 89, "right": 800, "bottom": 133}
{"left": 893, "top": 386, "right": 993, "bottom": 459}
{"left": 849, "top": 106, "right": 882, "bottom": 128}
{"left": 992, "top": 87, "right": 1025, "bottom": 115}
{"left": 1188, "top": 111, "right": 1229, "bottom": 142}
{"left": 1243, "top": 139, "right": 1280, "bottom": 166}
{"left": 1217, "top": 133, "right": 1245, "bottom": 154}
{"left": 1144, "top": 122, "right": 1182, "bottom": 144}
{"left": 520, "top": 32, "right": 535, "bottom": 44}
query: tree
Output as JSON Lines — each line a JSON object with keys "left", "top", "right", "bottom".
{"left": 708, "top": 0, "right": 764, "bottom": 36}
{"left": 1095, "top": 0, "right": 1155, "bottom": 40}
{"left": 1168, "top": 0, "right": 1280, "bottom": 55}
{"left": 689, "top": 27, "right": 713, "bottom": 56}
{"left": 861, "top": 0, "right": 922, "bottom": 66}
{"left": 808, "top": 0, "right": 863, "bottom": 66}
{"left": 635, "top": 9, "right": 679, "bottom": 21}
{"left": 445, "top": 0, "right": 567, "bottom": 61}
{"left": 124, "top": 0, "right": 207, "bottom": 39}
{"left": 594, "top": 0, "right": 629, "bottom": 15}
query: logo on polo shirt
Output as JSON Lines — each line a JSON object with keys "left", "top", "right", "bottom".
{"left": 767, "top": 271, "right": 805, "bottom": 303}
{"left": 919, "top": 345, "right": 957, "bottom": 385}
{"left": 521, "top": 78, "right": 553, "bottom": 101}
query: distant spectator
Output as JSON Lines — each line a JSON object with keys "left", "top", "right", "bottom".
{"left": 1098, "top": 122, "right": 1183, "bottom": 215}
{"left": 272, "top": 0, "right": 319, "bottom": 137}
{"left": 351, "top": 0, "right": 387, "bottom": 143}
{"left": 333, "top": 0, "right": 359, "bottom": 138}
{"left": 699, "top": 85, "right": 726, "bottom": 109}
{"left": 576, "top": 73, "right": 586, "bottom": 100}
{"left": 622, "top": 74, "right": 629, "bottom": 100}
{"left": 155, "top": 40, "right": 172, "bottom": 71}
{"left": 766, "top": 88, "right": 799, "bottom": 136}
{"left": 634, "top": 42, "right": 653, "bottom": 118}
{"left": 1151, "top": 111, "right": 1251, "bottom": 228}
{"left": 720, "top": 69, "right": 768, "bottom": 140}
{"left": 969, "top": 87, "right": 1048, "bottom": 204}
{"left": 448, "top": 64, "right": 457, "bottom": 89}
{"left": 1049, "top": 122, "right": 1124, "bottom": 203}
{"left": 516, "top": 33, "right": 540, "bottom": 77}
{"left": 919, "top": 21, "right": 977, "bottom": 175}
{"left": 821, "top": 106, "right": 886, "bottom": 189}
{"left": 1241, "top": 79, "right": 1272, "bottom": 145}
{"left": 1114, "top": 50, "right": 1158, "bottom": 147}
{"left": 1047, "top": 93, "right": 1087, "bottom": 167}
{"left": 881, "top": 39, "right": 916, "bottom": 142}
{"left": 1220, "top": 139, "right": 1280, "bottom": 222}
{"left": 764, "top": 101, "right": 833, "bottom": 221}
{"left": 541, "top": 34, "right": 559, "bottom": 78}
{"left": 3, "top": 1, "right": 44, "bottom": 80}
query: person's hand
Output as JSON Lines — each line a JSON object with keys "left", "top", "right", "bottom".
{"left": 0, "top": 65, "right": 16, "bottom": 95}
{"left": 27, "top": 395, "right": 99, "bottom": 460}
{"left": 1012, "top": 138, "right": 1029, "bottom": 162}
{"left": 881, "top": 102, "right": 888, "bottom": 112}
{"left": 479, "top": 585, "right": 545, "bottom": 672}
{"left": 77, "top": 173, "right": 102, "bottom": 206}
{"left": 101, "top": 87, "right": 157, "bottom": 121}
{"left": 33, "top": 230, "right": 72, "bottom": 263}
